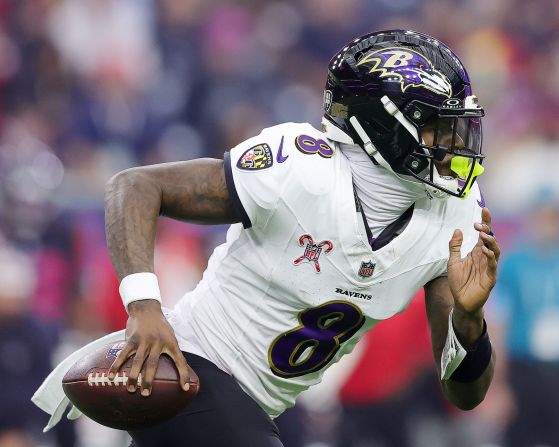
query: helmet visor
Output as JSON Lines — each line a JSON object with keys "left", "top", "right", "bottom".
{"left": 423, "top": 116, "right": 483, "bottom": 160}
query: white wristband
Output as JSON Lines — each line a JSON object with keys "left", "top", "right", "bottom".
{"left": 119, "top": 272, "right": 162, "bottom": 313}
{"left": 440, "top": 309, "right": 467, "bottom": 380}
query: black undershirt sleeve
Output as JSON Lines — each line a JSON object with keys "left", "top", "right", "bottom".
{"left": 223, "top": 152, "right": 252, "bottom": 229}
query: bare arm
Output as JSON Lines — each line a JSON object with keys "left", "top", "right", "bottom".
{"left": 424, "top": 207, "right": 500, "bottom": 410}
{"left": 104, "top": 158, "right": 239, "bottom": 395}
{"left": 425, "top": 276, "right": 494, "bottom": 410}
{"left": 104, "top": 158, "right": 239, "bottom": 280}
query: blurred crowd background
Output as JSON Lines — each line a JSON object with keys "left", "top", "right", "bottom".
{"left": 1, "top": 0, "right": 559, "bottom": 446}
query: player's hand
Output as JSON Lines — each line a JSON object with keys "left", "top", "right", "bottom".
{"left": 447, "top": 207, "right": 500, "bottom": 315}
{"left": 108, "top": 299, "right": 193, "bottom": 397}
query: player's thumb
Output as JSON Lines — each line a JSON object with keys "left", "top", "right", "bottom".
{"left": 448, "top": 229, "right": 463, "bottom": 263}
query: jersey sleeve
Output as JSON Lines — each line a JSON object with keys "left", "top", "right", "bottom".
{"left": 223, "top": 125, "right": 292, "bottom": 230}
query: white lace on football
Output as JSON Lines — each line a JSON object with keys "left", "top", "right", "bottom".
{"left": 87, "top": 372, "right": 142, "bottom": 387}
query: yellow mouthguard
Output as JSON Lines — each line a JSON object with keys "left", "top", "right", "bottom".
{"left": 451, "top": 156, "right": 485, "bottom": 199}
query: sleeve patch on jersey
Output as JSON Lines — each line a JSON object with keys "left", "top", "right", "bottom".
{"left": 295, "top": 135, "right": 334, "bottom": 158}
{"left": 236, "top": 144, "right": 274, "bottom": 171}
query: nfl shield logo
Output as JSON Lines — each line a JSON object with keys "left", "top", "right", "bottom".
{"left": 358, "top": 261, "right": 375, "bottom": 278}
{"left": 105, "top": 342, "right": 126, "bottom": 359}
{"left": 303, "top": 244, "right": 322, "bottom": 261}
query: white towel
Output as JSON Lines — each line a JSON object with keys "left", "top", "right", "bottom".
{"left": 31, "top": 329, "right": 126, "bottom": 432}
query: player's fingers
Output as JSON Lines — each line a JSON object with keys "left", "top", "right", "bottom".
{"left": 474, "top": 208, "right": 494, "bottom": 244}
{"left": 474, "top": 222, "right": 493, "bottom": 236}
{"left": 481, "top": 207, "right": 492, "bottom": 227}
{"left": 140, "top": 346, "right": 162, "bottom": 397}
{"left": 109, "top": 343, "right": 135, "bottom": 379}
{"left": 448, "top": 229, "right": 463, "bottom": 264}
{"left": 127, "top": 345, "right": 148, "bottom": 393}
{"left": 479, "top": 231, "right": 501, "bottom": 261}
{"left": 165, "top": 346, "right": 191, "bottom": 392}
{"left": 482, "top": 245, "right": 498, "bottom": 279}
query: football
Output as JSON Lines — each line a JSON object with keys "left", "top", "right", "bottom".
{"left": 62, "top": 341, "right": 200, "bottom": 430}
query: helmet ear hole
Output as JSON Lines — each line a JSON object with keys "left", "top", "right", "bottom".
{"left": 404, "top": 155, "right": 428, "bottom": 174}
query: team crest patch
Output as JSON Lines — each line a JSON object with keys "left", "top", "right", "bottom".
{"left": 106, "top": 342, "right": 126, "bottom": 359}
{"left": 358, "top": 261, "right": 376, "bottom": 278}
{"left": 237, "top": 144, "right": 273, "bottom": 170}
{"left": 293, "top": 234, "right": 333, "bottom": 273}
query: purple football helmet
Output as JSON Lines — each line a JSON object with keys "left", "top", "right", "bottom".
{"left": 322, "top": 30, "right": 484, "bottom": 199}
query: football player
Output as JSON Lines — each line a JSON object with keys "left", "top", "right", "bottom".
{"left": 104, "top": 30, "right": 498, "bottom": 446}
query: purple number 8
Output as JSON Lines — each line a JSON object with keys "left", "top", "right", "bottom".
{"left": 268, "top": 301, "right": 365, "bottom": 378}
{"left": 295, "top": 135, "right": 334, "bottom": 158}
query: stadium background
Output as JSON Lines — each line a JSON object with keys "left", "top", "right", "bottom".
{"left": 1, "top": 0, "right": 559, "bottom": 446}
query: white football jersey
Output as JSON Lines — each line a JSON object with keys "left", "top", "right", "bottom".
{"left": 168, "top": 122, "right": 482, "bottom": 417}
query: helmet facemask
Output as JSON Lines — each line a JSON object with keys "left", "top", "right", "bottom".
{"left": 405, "top": 96, "right": 485, "bottom": 199}
{"left": 349, "top": 95, "right": 485, "bottom": 199}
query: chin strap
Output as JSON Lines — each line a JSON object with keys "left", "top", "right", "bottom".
{"left": 349, "top": 115, "right": 421, "bottom": 188}
{"left": 427, "top": 169, "right": 455, "bottom": 199}
{"left": 321, "top": 117, "right": 355, "bottom": 144}
{"left": 380, "top": 96, "right": 420, "bottom": 141}
{"left": 349, "top": 117, "right": 386, "bottom": 164}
